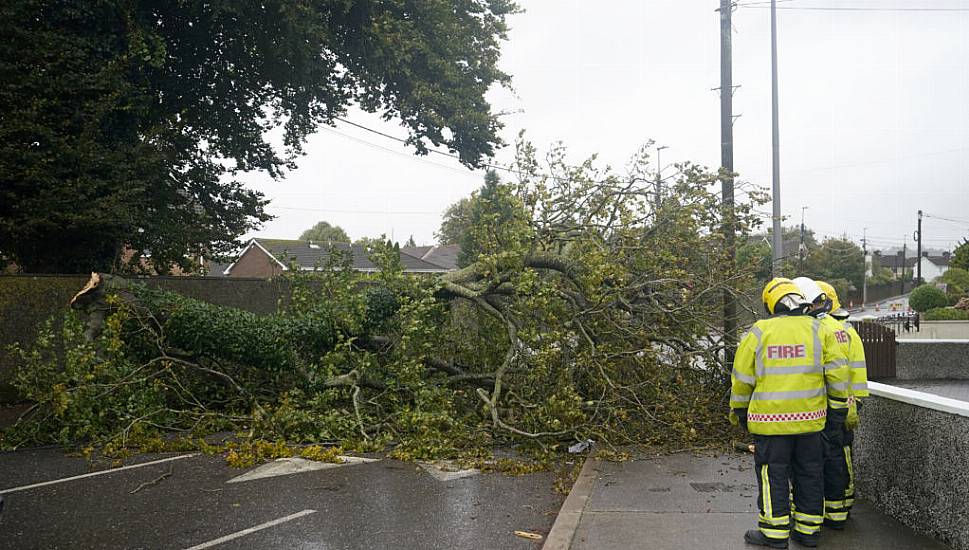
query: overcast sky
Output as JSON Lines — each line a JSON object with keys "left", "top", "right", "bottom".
{"left": 242, "top": 0, "right": 969, "bottom": 254}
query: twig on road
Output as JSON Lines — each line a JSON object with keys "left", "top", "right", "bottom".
{"left": 129, "top": 465, "right": 174, "bottom": 494}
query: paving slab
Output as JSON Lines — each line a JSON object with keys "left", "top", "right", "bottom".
{"left": 561, "top": 452, "right": 950, "bottom": 550}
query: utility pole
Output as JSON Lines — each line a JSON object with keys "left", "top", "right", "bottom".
{"left": 901, "top": 240, "right": 907, "bottom": 296}
{"left": 916, "top": 210, "right": 923, "bottom": 285}
{"left": 655, "top": 145, "right": 668, "bottom": 211}
{"left": 799, "top": 206, "right": 808, "bottom": 271}
{"left": 861, "top": 228, "right": 868, "bottom": 306}
{"left": 770, "top": 0, "right": 783, "bottom": 274}
{"left": 719, "top": 0, "right": 738, "bottom": 364}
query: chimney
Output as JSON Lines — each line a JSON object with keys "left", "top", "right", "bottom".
{"left": 922, "top": 251, "right": 929, "bottom": 258}
{"left": 944, "top": 251, "right": 952, "bottom": 259}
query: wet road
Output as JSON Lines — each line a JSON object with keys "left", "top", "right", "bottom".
{"left": 0, "top": 448, "right": 565, "bottom": 549}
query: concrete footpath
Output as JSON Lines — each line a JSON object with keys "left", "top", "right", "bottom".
{"left": 544, "top": 452, "right": 949, "bottom": 550}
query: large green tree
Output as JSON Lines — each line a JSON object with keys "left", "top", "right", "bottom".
{"left": 436, "top": 197, "right": 473, "bottom": 245}
{"left": 1, "top": 0, "right": 517, "bottom": 273}
{"left": 299, "top": 221, "right": 350, "bottom": 243}
{"left": 952, "top": 239, "right": 969, "bottom": 271}
{"left": 804, "top": 237, "right": 865, "bottom": 290}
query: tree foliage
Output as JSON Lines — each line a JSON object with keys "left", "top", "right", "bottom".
{"left": 299, "top": 221, "right": 350, "bottom": 244}
{"left": 909, "top": 285, "right": 948, "bottom": 313}
{"left": 952, "top": 239, "right": 969, "bottom": 272}
{"left": 939, "top": 267, "right": 969, "bottom": 303}
{"left": 3, "top": 140, "right": 769, "bottom": 459}
{"left": 0, "top": 0, "right": 517, "bottom": 273}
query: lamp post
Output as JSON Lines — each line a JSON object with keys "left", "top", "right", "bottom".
{"left": 770, "top": 0, "right": 783, "bottom": 275}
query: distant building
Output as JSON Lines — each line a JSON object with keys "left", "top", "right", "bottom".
{"left": 222, "top": 238, "right": 454, "bottom": 278}
{"left": 873, "top": 251, "right": 918, "bottom": 280}
{"left": 401, "top": 244, "right": 461, "bottom": 271}
{"left": 918, "top": 252, "right": 951, "bottom": 282}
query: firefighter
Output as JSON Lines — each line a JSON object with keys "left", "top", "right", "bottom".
{"left": 792, "top": 277, "right": 853, "bottom": 531}
{"left": 731, "top": 278, "right": 851, "bottom": 548}
{"left": 817, "top": 280, "right": 868, "bottom": 518}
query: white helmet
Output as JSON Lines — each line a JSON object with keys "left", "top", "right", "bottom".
{"left": 792, "top": 277, "right": 825, "bottom": 306}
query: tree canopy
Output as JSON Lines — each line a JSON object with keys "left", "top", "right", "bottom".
{"left": 0, "top": 0, "right": 517, "bottom": 273}
{"left": 299, "top": 221, "right": 350, "bottom": 243}
{"left": 952, "top": 239, "right": 969, "bottom": 272}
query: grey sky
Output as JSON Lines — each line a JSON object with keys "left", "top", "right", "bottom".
{"left": 242, "top": 0, "right": 969, "bottom": 254}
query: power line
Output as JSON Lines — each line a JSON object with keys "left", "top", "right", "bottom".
{"left": 332, "top": 117, "right": 674, "bottom": 186}
{"left": 924, "top": 213, "right": 969, "bottom": 227}
{"left": 742, "top": 5, "right": 969, "bottom": 11}
{"left": 267, "top": 205, "right": 442, "bottom": 215}
{"left": 318, "top": 125, "right": 482, "bottom": 179}
{"left": 335, "top": 117, "right": 525, "bottom": 177}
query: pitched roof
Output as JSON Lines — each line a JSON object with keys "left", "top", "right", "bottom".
{"left": 924, "top": 255, "right": 950, "bottom": 267}
{"left": 875, "top": 254, "right": 918, "bottom": 269}
{"left": 227, "top": 239, "right": 449, "bottom": 274}
{"left": 402, "top": 244, "right": 461, "bottom": 270}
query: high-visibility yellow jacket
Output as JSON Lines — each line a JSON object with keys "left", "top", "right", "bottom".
{"left": 730, "top": 314, "right": 851, "bottom": 435}
{"left": 839, "top": 320, "right": 869, "bottom": 398}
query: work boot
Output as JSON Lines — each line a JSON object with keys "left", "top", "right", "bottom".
{"left": 823, "top": 518, "right": 845, "bottom": 530}
{"left": 790, "top": 530, "right": 819, "bottom": 548}
{"left": 744, "top": 530, "right": 789, "bottom": 549}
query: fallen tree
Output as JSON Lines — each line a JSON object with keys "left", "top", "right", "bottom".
{"left": 2, "top": 141, "right": 768, "bottom": 457}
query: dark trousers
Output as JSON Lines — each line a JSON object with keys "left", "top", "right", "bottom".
{"left": 822, "top": 421, "right": 850, "bottom": 525}
{"left": 754, "top": 432, "right": 824, "bottom": 542}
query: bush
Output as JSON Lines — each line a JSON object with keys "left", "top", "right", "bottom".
{"left": 923, "top": 308, "right": 969, "bottom": 321}
{"left": 909, "top": 285, "right": 949, "bottom": 312}
{"left": 939, "top": 267, "right": 969, "bottom": 304}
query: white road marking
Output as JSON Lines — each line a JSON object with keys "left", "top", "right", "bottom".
{"left": 226, "top": 456, "right": 379, "bottom": 484}
{"left": 183, "top": 509, "right": 317, "bottom": 550}
{"left": 417, "top": 460, "right": 480, "bottom": 482}
{"left": 0, "top": 453, "right": 199, "bottom": 494}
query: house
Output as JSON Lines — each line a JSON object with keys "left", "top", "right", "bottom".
{"left": 873, "top": 251, "right": 918, "bottom": 280}
{"left": 401, "top": 244, "right": 461, "bottom": 271}
{"left": 222, "top": 238, "right": 453, "bottom": 278}
{"left": 918, "top": 252, "right": 951, "bottom": 281}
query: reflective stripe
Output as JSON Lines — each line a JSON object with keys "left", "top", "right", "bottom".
{"left": 824, "top": 499, "right": 845, "bottom": 509}
{"left": 852, "top": 382, "right": 869, "bottom": 392}
{"left": 825, "top": 511, "right": 848, "bottom": 521}
{"left": 752, "top": 387, "right": 824, "bottom": 401}
{"left": 828, "top": 398, "right": 849, "bottom": 409}
{"left": 850, "top": 361, "right": 867, "bottom": 369}
{"left": 794, "top": 523, "right": 821, "bottom": 535}
{"left": 763, "top": 364, "right": 823, "bottom": 375}
{"left": 752, "top": 326, "right": 765, "bottom": 378}
{"left": 844, "top": 445, "right": 855, "bottom": 500}
{"left": 762, "top": 464, "right": 772, "bottom": 519}
{"left": 827, "top": 381, "right": 850, "bottom": 392}
{"left": 732, "top": 369, "right": 756, "bottom": 385}
{"left": 729, "top": 393, "right": 751, "bottom": 403}
{"left": 793, "top": 511, "right": 822, "bottom": 523}
{"left": 760, "top": 527, "right": 790, "bottom": 540}
{"left": 823, "top": 358, "right": 848, "bottom": 371}
{"left": 759, "top": 514, "right": 791, "bottom": 526}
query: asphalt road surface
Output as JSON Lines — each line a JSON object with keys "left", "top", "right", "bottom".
{"left": 0, "top": 448, "right": 565, "bottom": 549}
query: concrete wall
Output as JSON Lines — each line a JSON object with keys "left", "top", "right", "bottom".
{"left": 903, "top": 321, "right": 969, "bottom": 340}
{"left": 896, "top": 339, "right": 969, "bottom": 380}
{"left": 854, "top": 382, "right": 969, "bottom": 550}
